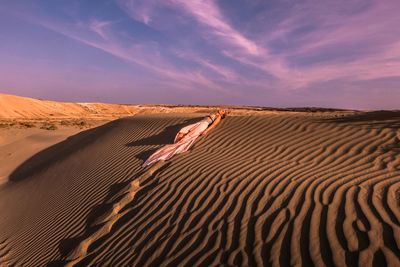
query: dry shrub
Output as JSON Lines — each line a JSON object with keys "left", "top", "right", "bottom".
{"left": 40, "top": 123, "right": 58, "bottom": 130}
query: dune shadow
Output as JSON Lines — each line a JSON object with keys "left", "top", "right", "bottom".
{"left": 48, "top": 161, "right": 171, "bottom": 266}
{"left": 322, "top": 111, "right": 400, "bottom": 130}
{"left": 8, "top": 120, "right": 120, "bottom": 183}
{"left": 8, "top": 116, "right": 203, "bottom": 183}
{"left": 320, "top": 110, "right": 400, "bottom": 153}
{"left": 47, "top": 117, "right": 201, "bottom": 265}
{"left": 126, "top": 117, "right": 202, "bottom": 162}
{"left": 126, "top": 117, "right": 201, "bottom": 146}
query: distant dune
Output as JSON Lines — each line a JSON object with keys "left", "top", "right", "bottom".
{"left": 1, "top": 109, "right": 400, "bottom": 266}
{"left": 0, "top": 93, "right": 138, "bottom": 119}
{"left": 0, "top": 93, "right": 355, "bottom": 121}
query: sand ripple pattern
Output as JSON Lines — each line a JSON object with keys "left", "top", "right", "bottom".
{"left": 1, "top": 113, "right": 400, "bottom": 266}
{"left": 0, "top": 115, "right": 194, "bottom": 266}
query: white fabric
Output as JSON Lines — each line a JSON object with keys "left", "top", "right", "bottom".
{"left": 143, "top": 118, "right": 211, "bottom": 167}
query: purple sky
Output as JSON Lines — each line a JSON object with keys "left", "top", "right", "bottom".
{"left": 0, "top": 0, "right": 399, "bottom": 109}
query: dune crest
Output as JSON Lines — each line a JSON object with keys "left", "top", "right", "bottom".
{"left": 0, "top": 93, "right": 137, "bottom": 119}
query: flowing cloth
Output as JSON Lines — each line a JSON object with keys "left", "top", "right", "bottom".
{"left": 142, "top": 115, "right": 215, "bottom": 167}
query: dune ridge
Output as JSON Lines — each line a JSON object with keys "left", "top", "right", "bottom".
{"left": 0, "top": 93, "right": 138, "bottom": 119}
{"left": 0, "top": 92, "right": 353, "bottom": 121}
{"left": 0, "top": 113, "right": 399, "bottom": 266}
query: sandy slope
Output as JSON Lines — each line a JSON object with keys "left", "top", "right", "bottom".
{"left": 0, "top": 93, "right": 137, "bottom": 119}
{"left": 0, "top": 112, "right": 399, "bottom": 266}
{"left": 0, "top": 128, "right": 83, "bottom": 185}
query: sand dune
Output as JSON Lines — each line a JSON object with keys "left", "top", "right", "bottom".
{"left": 0, "top": 93, "right": 138, "bottom": 119}
{"left": 0, "top": 93, "right": 349, "bottom": 120}
{"left": 0, "top": 128, "right": 84, "bottom": 185}
{"left": 0, "top": 112, "right": 400, "bottom": 266}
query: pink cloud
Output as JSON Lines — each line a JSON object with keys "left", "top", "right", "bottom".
{"left": 296, "top": 41, "right": 400, "bottom": 86}
{"left": 97, "top": 0, "right": 400, "bottom": 92}
{"left": 116, "top": 0, "right": 156, "bottom": 25}
{"left": 87, "top": 19, "right": 114, "bottom": 40}
{"left": 169, "top": 0, "right": 261, "bottom": 56}
{"left": 28, "top": 16, "right": 231, "bottom": 94}
{"left": 227, "top": 0, "right": 400, "bottom": 89}
{"left": 118, "top": 0, "right": 262, "bottom": 56}
{"left": 5, "top": 0, "right": 399, "bottom": 107}
{"left": 173, "top": 50, "right": 237, "bottom": 81}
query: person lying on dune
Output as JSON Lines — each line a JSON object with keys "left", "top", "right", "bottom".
{"left": 142, "top": 110, "right": 227, "bottom": 167}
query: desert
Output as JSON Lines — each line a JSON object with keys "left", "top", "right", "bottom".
{"left": 2, "top": 0, "right": 400, "bottom": 266}
{"left": 0, "top": 94, "right": 399, "bottom": 266}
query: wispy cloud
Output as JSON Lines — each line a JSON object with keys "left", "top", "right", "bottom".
{"left": 236, "top": 0, "right": 400, "bottom": 88}
{"left": 46, "top": 0, "right": 400, "bottom": 96}
{"left": 1, "top": 0, "right": 399, "bottom": 108}
{"left": 173, "top": 50, "right": 237, "bottom": 81}
{"left": 296, "top": 2, "right": 400, "bottom": 84}
{"left": 28, "top": 15, "right": 231, "bottom": 93}
{"left": 118, "top": 0, "right": 262, "bottom": 56}
{"left": 87, "top": 19, "right": 114, "bottom": 40}
{"left": 169, "top": 0, "right": 261, "bottom": 56}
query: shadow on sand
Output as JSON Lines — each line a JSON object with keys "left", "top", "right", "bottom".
{"left": 46, "top": 117, "right": 203, "bottom": 266}
{"left": 8, "top": 120, "right": 120, "bottom": 183}
{"left": 320, "top": 111, "right": 400, "bottom": 152}
{"left": 47, "top": 161, "right": 171, "bottom": 267}
{"left": 126, "top": 117, "right": 202, "bottom": 162}
{"left": 322, "top": 110, "right": 400, "bottom": 130}
{"left": 126, "top": 117, "right": 201, "bottom": 146}
{"left": 9, "top": 116, "right": 203, "bottom": 183}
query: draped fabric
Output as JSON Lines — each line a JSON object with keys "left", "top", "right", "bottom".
{"left": 142, "top": 116, "right": 215, "bottom": 167}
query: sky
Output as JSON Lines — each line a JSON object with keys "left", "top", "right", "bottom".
{"left": 0, "top": 0, "right": 399, "bottom": 109}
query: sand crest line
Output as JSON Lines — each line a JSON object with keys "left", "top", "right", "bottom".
{"left": 0, "top": 238, "right": 12, "bottom": 266}
{"left": 64, "top": 160, "right": 166, "bottom": 266}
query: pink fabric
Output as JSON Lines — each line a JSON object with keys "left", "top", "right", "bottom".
{"left": 142, "top": 118, "right": 211, "bottom": 167}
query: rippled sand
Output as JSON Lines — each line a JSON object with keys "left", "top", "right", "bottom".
{"left": 1, "top": 111, "right": 399, "bottom": 266}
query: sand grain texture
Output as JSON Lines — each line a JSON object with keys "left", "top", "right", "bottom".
{"left": 0, "top": 112, "right": 400, "bottom": 266}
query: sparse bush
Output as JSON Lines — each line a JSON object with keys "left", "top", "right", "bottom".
{"left": 19, "top": 122, "right": 36, "bottom": 128}
{"left": 60, "top": 120, "right": 70, "bottom": 126}
{"left": 40, "top": 123, "right": 58, "bottom": 130}
{"left": 76, "top": 120, "right": 87, "bottom": 127}
{"left": 59, "top": 119, "right": 88, "bottom": 128}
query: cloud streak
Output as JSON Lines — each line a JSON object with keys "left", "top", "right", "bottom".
{"left": 1, "top": 0, "right": 399, "bottom": 108}
{"left": 170, "top": 0, "right": 261, "bottom": 56}
{"left": 118, "top": 0, "right": 262, "bottom": 56}
{"left": 30, "top": 15, "right": 232, "bottom": 94}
